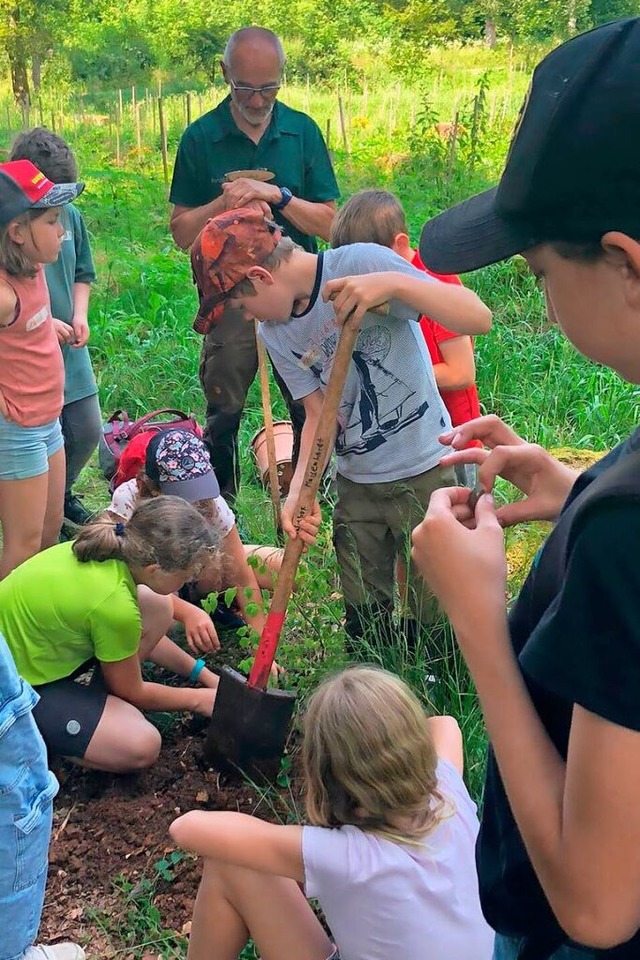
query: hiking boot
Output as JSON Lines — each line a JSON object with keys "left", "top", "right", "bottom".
{"left": 24, "top": 944, "right": 85, "bottom": 960}
{"left": 64, "top": 493, "right": 93, "bottom": 527}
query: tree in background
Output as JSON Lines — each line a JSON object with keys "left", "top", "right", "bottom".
{"left": 0, "top": 0, "right": 69, "bottom": 108}
{"left": 3, "top": 0, "right": 639, "bottom": 98}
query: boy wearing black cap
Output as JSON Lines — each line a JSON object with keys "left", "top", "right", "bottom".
{"left": 191, "top": 204, "right": 491, "bottom": 655}
{"left": 412, "top": 17, "right": 640, "bottom": 960}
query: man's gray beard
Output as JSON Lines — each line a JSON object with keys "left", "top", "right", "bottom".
{"left": 234, "top": 99, "right": 275, "bottom": 127}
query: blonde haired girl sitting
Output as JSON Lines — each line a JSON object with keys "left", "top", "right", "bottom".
{"left": 171, "top": 666, "right": 493, "bottom": 960}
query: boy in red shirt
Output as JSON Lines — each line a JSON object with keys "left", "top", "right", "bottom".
{"left": 330, "top": 189, "right": 482, "bottom": 480}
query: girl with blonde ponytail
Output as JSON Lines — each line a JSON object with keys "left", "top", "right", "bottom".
{"left": 0, "top": 496, "right": 220, "bottom": 773}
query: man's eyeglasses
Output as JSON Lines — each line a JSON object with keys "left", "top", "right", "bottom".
{"left": 229, "top": 78, "right": 281, "bottom": 101}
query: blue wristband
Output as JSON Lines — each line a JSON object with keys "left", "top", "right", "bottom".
{"left": 189, "top": 658, "right": 206, "bottom": 682}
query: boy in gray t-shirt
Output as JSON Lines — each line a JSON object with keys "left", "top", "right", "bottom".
{"left": 190, "top": 205, "right": 492, "bottom": 655}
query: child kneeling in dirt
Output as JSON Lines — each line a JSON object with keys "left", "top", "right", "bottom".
{"left": 106, "top": 427, "right": 317, "bottom": 653}
{"left": 0, "top": 497, "right": 219, "bottom": 773}
{"left": 171, "top": 666, "right": 493, "bottom": 960}
{"left": 190, "top": 206, "right": 491, "bottom": 659}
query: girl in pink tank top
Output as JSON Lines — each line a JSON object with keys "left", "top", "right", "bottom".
{"left": 0, "top": 159, "right": 84, "bottom": 579}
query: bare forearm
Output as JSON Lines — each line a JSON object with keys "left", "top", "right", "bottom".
{"left": 280, "top": 198, "right": 335, "bottom": 243}
{"left": 146, "top": 633, "right": 196, "bottom": 675}
{"left": 457, "top": 618, "right": 580, "bottom": 923}
{"left": 171, "top": 197, "right": 227, "bottom": 249}
{"left": 433, "top": 361, "right": 474, "bottom": 390}
{"left": 286, "top": 413, "right": 327, "bottom": 505}
{"left": 389, "top": 274, "right": 491, "bottom": 334}
{"left": 146, "top": 634, "right": 217, "bottom": 688}
{"left": 124, "top": 678, "right": 202, "bottom": 712}
{"left": 72, "top": 282, "right": 90, "bottom": 319}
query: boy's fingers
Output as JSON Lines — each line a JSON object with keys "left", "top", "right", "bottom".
{"left": 473, "top": 492, "right": 500, "bottom": 528}
{"left": 428, "top": 486, "right": 474, "bottom": 513}
{"left": 440, "top": 448, "right": 488, "bottom": 468}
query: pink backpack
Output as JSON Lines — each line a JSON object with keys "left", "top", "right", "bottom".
{"left": 99, "top": 408, "right": 203, "bottom": 488}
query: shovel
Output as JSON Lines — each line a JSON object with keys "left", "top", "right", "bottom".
{"left": 254, "top": 320, "right": 284, "bottom": 544}
{"left": 204, "top": 306, "right": 385, "bottom": 778}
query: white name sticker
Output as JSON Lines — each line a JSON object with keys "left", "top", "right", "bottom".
{"left": 25, "top": 307, "right": 49, "bottom": 332}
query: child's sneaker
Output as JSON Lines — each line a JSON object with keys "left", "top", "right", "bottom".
{"left": 24, "top": 944, "right": 85, "bottom": 960}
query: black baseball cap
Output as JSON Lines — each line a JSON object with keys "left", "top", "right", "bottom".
{"left": 419, "top": 17, "right": 640, "bottom": 274}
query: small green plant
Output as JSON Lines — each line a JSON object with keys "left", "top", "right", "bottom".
{"left": 277, "top": 752, "right": 293, "bottom": 789}
{"left": 153, "top": 850, "right": 185, "bottom": 882}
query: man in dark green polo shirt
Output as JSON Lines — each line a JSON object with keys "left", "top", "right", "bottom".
{"left": 170, "top": 26, "right": 339, "bottom": 502}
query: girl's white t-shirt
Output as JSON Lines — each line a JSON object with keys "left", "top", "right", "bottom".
{"left": 302, "top": 759, "right": 493, "bottom": 960}
{"left": 108, "top": 478, "right": 235, "bottom": 542}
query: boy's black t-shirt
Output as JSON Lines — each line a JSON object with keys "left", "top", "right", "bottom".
{"left": 478, "top": 427, "right": 640, "bottom": 958}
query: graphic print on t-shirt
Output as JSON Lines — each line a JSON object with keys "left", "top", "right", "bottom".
{"left": 262, "top": 243, "right": 453, "bottom": 484}
{"left": 293, "top": 319, "right": 430, "bottom": 458}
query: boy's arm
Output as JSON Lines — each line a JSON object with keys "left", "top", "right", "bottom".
{"left": 71, "top": 282, "right": 91, "bottom": 347}
{"left": 426, "top": 715, "right": 464, "bottom": 774}
{"left": 281, "top": 389, "right": 328, "bottom": 541}
{"left": 170, "top": 810, "right": 305, "bottom": 882}
{"left": 323, "top": 271, "right": 492, "bottom": 334}
{"left": 435, "top": 336, "right": 476, "bottom": 390}
{"left": 71, "top": 211, "right": 95, "bottom": 348}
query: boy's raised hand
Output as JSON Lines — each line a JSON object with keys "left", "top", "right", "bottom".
{"left": 412, "top": 487, "right": 507, "bottom": 637}
{"left": 439, "top": 415, "right": 579, "bottom": 526}
{"left": 323, "top": 273, "right": 395, "bottom": 326}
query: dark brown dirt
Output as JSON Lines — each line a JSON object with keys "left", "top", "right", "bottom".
{"left": 39, "top": 711, "right": 301, "bottom": 958}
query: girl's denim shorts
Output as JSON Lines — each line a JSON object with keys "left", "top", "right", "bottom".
{"left": 0, "top": 414, "right": 64, "bottom": 481}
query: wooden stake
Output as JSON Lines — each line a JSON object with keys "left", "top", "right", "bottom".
{"left": 186, "top": 92, "right": 192, "bottom": 126}
{"left": 338, "top": 95, "right": 349, "bottom": 154}
{"left": 255, "top": 321, "right": 283, "bottom": 541}
{"left": 445, "top": 111, "right": 460, "bottom": 185}
{"left": 158, "top": 96, "right": 169, "bottom": 186}
{"left": 135, "top": 102, "right": 141, "bottom": 152}
{"left": 115, "top": 106, "right": 121, "bottom": 166}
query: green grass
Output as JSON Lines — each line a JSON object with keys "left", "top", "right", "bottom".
{"left": 2, "top": 50, "right": 633, "bottom": 956}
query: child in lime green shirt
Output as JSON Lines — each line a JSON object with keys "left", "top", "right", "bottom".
{"left": 0, "top": 496, "right": 218, "bottom": 773}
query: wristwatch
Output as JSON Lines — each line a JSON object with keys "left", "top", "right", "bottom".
{"left": 274, "top": 186, "right": 293, "bottom": 210}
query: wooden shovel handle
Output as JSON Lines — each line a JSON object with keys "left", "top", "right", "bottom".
{"left": 255, "top": 322, "right": 283, "bottom": 540}
{"left": 248, "top": 318, "right": 361, "bottom": 689}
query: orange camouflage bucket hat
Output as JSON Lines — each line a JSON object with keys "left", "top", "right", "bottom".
{"left": 191, "top": 204, "right": 282, "bottom": 334}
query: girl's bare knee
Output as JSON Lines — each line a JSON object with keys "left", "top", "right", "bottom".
{"left": 123, "top": 725, "right": 162, "bottom": 770}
